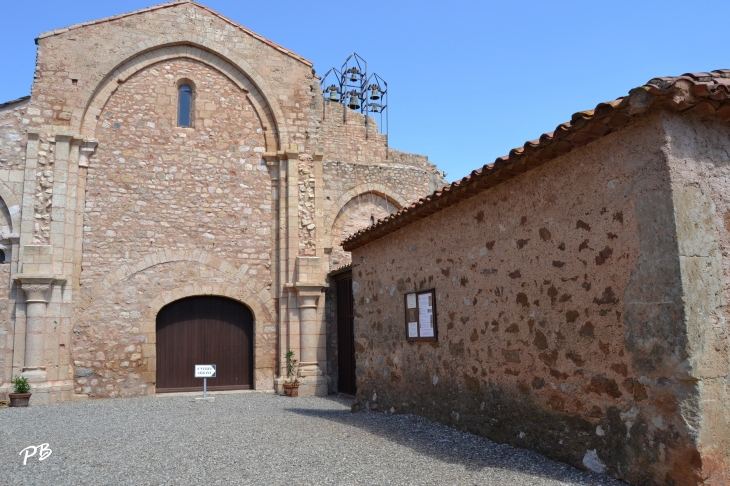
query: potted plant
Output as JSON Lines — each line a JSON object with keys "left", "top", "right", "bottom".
{"left": 9, "top": 376, "right": 31, "bottom": 407}
{"left": 282, "top": 350, "right": 299, "bottom": 397}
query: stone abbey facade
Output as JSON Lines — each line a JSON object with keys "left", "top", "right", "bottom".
{"left": 0, "top": 0, "right": 444, "bottom": 403}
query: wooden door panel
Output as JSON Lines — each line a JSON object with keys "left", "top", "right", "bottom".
{"left": 156, "top": 296, "right": 253, "bottom": 393}
{"left": 336, "top": 272, "right": 356, "bottom": 395}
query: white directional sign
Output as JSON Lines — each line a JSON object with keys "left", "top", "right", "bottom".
{"left": 194, "top": 364, "right": 216, "bottom": 378}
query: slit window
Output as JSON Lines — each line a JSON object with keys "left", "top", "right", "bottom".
{"left": 178, "top": 84, "right": 193, "bottom": 127}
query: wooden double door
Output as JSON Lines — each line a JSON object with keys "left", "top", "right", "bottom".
{"left": 156, "top": 296, "right": 254, "bottom": 393}
{"left": 335, "top": 271, "right": 357, "bottom": 395}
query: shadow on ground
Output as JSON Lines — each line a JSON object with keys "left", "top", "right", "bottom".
{"left": 286, "top": 397, "right": 625, "bottom": 485}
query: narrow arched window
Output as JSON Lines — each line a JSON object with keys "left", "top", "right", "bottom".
{"left": 370, "top": 215, "right": 375, "bottom": 225}
{"left": 178, "top": 84, "right": 193, "bottom": 127}
{"left": 0, "top": 250, "right": 5, "bottom": 264}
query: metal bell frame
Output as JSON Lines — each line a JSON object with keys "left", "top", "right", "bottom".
{"left": 320, "top": 52, "right": 389, "bottom": 143}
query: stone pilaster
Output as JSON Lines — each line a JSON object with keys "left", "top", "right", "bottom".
{"left": 294, "top": 256, "right": 328, "bottom": 396}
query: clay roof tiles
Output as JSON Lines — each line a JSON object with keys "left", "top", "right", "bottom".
{"left": 35, "top": 0, "right": 313, "bottom": 66}
{"left": 343, "top": 69, "right": 730, "bottom": 251}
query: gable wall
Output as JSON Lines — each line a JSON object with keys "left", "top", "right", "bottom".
{"left": 0, "top": 1, "right": 443, "bottom": 401}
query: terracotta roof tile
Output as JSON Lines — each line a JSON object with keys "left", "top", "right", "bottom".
{"left": 342, "top": 69, "right": 730, "bottom": 251}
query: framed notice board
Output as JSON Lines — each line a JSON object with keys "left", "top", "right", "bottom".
{"left": 404, "top": 289, "right": 437, "bottom": 341}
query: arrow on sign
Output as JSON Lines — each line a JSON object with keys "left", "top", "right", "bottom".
{"left": 194, "top": 364, "right": 217, "bottom": 378}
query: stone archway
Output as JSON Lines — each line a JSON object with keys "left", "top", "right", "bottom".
{"left": 328, "top": 191, "right": 402, "bottom": 269}
{"left": 156, "top": 295, "right": 254, "bottom": 392}
{"left": 76, "top": 42, "right": 288, "bottom": 151}
{"left": 0, "top": 179, "right": 21, "bottom": 236}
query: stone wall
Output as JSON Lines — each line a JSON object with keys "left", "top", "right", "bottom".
{"left": 0, "top": 97, "right": 28, "bottom": 238}
{"left": 323, "top": 161, "right": 444, "bottom": 271}
{"left": 0, "top": 97, "right": 29, "bottom": 170}
{"left": 663, "top": 111, "right": 730, "bottom": 483}
{"left": 0, "top": 0, "right": 443, "bottom": 402}
{"left": 350, "top": 112, "right": 724, "bottom": 485}
{"left": 72, "top": 57, "right": 275, "bottom": 397}
{"left": 30, "top": 2, "right": 314, "bottom": 146}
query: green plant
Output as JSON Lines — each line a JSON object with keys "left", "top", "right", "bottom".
{"left": 10, "top": 376, "right": 30, "bottom": 394}
{"left": 284, "top": 350, "right": 299, "bottom": 385}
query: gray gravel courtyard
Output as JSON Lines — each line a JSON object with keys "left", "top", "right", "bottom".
{"left": 0, "top": 392, "right": 624, "bottom": 485}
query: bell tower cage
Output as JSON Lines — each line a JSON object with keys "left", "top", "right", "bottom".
{"left": 320, "top": 53, "right": 389, "bottom": 147}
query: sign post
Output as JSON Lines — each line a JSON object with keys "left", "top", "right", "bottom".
{"left": 194, "top": 364, "right": 216, "bottom": 399}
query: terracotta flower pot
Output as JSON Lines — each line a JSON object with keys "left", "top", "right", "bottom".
{"left": 283, "top": 383, "right": 299, "bottom": 397}
{"left": 8, "top": 393, "right": 32, "bottom": 407}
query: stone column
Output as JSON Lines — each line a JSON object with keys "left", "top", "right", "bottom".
{"left": 13, "top": 275, "right": 58, "bottom": 381}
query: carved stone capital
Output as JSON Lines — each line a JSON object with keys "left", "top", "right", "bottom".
{"left": 78, "top": 139, "right": 98, "bottom": 168}
{"left": 293, "top": 283, "right": 326, "bottom": 309}
{"left": 13, "top": 274, "right": 65, "bottom": 303}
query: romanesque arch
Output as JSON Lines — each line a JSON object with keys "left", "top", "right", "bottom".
{"left": 0, "top": 179, "right": 21, "bottom": 235}
{"left": 76, "top": 249, "right": 274, "bottom": 322}
{"left": 324, "top": 184, "right": 409, "bottom": 244}
{"left": 326, "top": 187, "right": 407, "bottom": 269}
{"left": 155, "top": 294, "right": 255, "bottom": 392}
{"left": 75, "top": 39, "right": 288, "bottom": 151}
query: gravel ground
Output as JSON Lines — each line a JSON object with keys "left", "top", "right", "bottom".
{"left": 0, "top": 392, "right": 624, "bottom": 485}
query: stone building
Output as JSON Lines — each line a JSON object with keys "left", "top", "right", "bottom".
{"left": 344, "top": 72, "right": 730, "bottom": 485}
{"left": 0, "top": 0, "right": 444, "bottom": 403}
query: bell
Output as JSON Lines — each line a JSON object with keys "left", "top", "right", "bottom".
{"left": 348, "top": 94, "right": 360, "bottom": 110}
{"left": 349, "top": 68, "right": 360, "bottom": 82}
{"left": 328, "top": 88, "right": 339, "bottom": 101}
{"left": 369, "top": 103, "right": 380, "bottom": 113}
{"left": 370, "top": 86, "right": 380, "bottom": 100}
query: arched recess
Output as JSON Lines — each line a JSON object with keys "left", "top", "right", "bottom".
{"left": 147, "top": 285, "right": 271, "bottom": 393}
{"left": 325, "top": 184, "right": 409, "bottom": 245}
{"left": 77, "top": 42, "right": 287, "bottom": 152}
{"left": 0, "top": 179, "right": 21, "bottom": 236}
{"left": 326, "top": 188, "right": 406, "bottom": 269}
{"left": 73, "top": 277, "right": 275, "bottom": 396}
{"left": 76, "top": 249, "right": 275, "bottom": 322}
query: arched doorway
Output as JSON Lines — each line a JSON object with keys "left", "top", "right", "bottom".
{"left": 156, "top": 296, "right": 254, "bottom": 393}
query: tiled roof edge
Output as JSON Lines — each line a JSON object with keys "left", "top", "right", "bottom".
{"left": 342, "top": 69, "right": 730, "bottom": 251}
{"left": 328, "top": 262, "right": 353, "bottom": 277}
{"left": 36, "top": 1, "right": 313, "bottom": 67}
{"left": 0, "top": 96, "right": 31, "bottom": 110}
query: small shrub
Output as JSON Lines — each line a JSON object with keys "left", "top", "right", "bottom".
{"left": 10, "top": 376, "right": 30, "bottom": 394}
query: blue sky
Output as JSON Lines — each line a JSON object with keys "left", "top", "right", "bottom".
{"left": 0, "top": 0, "right": 725, "bottom": 182}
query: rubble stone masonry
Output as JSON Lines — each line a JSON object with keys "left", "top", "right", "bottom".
{"left": 0, "top": 1, "right": 443, "bottom": 404}
{"left": 350, "top": 111, "right": 730, "bottom": 485}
